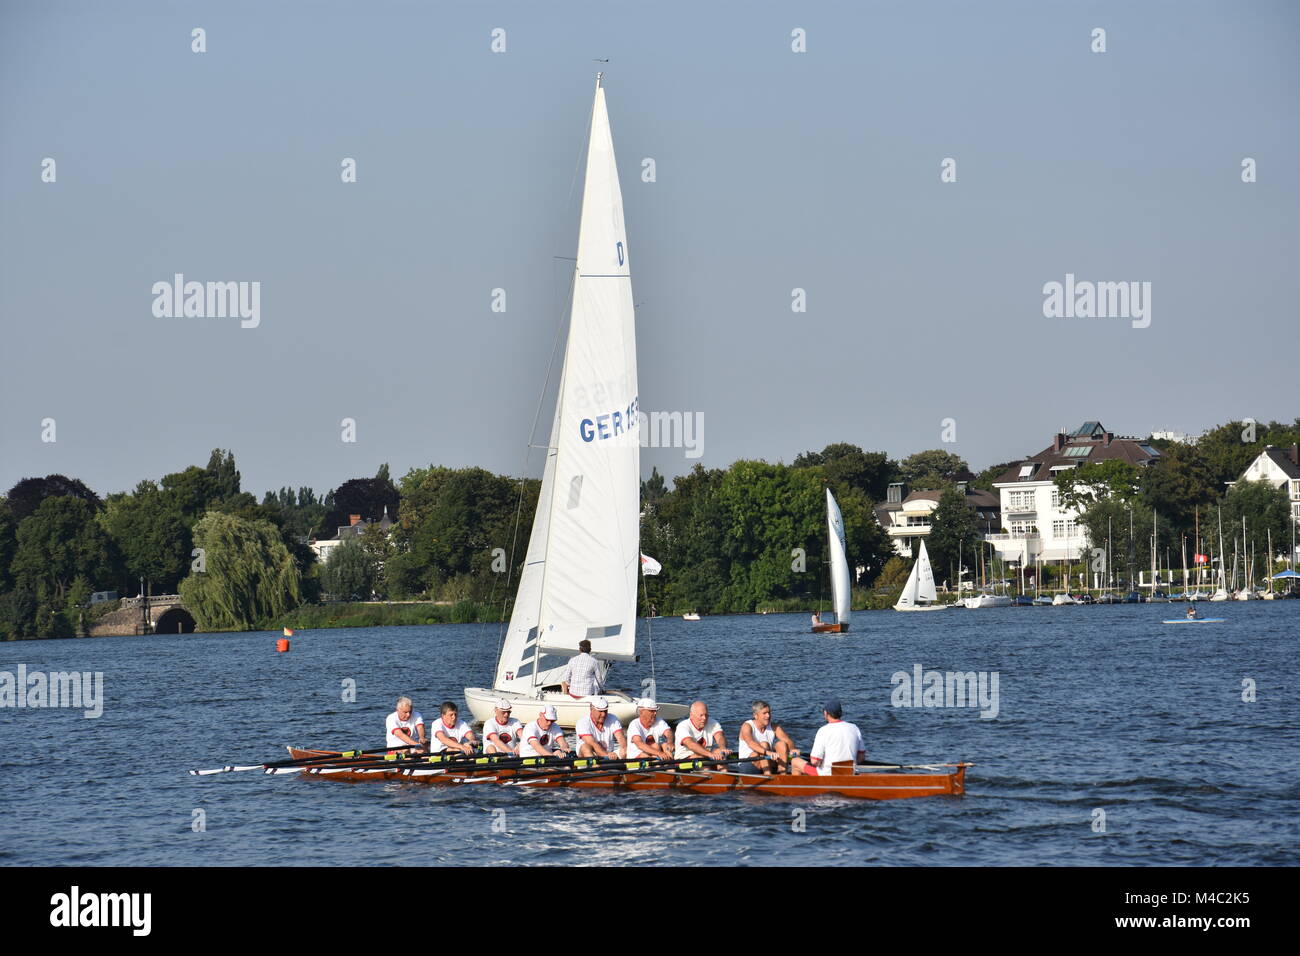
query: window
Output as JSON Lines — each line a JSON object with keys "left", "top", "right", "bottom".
{"left": 1018, "top": 464, "right": 1035, "bottom": 479}
{"left": 1050, "top": 490, "right": 1061, "bottom": 508}
{"left": 1063, "top": 445, "right": 1093, "bottom": 458}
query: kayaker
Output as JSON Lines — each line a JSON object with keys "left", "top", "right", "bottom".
{"left": 428, "top": 701, "right": 476, "bottom": 755}
{"left": 385, "top": 697, "right": 426, "bottom": 752}
{"left": 561, "top": 639, "right": 604, "bottom": 698}
{"left": 575, "top": 696, "right": 626, "bottom": 759}
{"left": 482, "top": 699, "right": 523, "bottom": 755}
{"left": 625, "top": 698, "right": 673, "bottom": 760}
{"left": 791, "top": 699, "right": 865, "bottom": 776}
{"left": 737, "top": 700, "right": 800, "bottom": 775}
{"left": 520, "top": 705, "right": 571, "bottom": 758}
{"left": 1187, "top": 604, "right": 1199, "bottom": 619}
{"left": 674, "top": 700, "right": 729, "bottom": 762}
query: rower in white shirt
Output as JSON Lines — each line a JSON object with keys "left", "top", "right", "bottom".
{"left": 481, "top": 699, "right": 523, "bottom": 755}
{"left": 791, "top": 698, "right": 865, "bottom": 776}
{"left": 561, "top": 639, "right": 604, "bottom": 698}
{"left": 428, "top": 700, "right": 477, "bottom": 755}
{"left": 625, "top": 698, "right": 673, "bottom": 761}
{"left": 737, "top": 699, "right": 800, "bottom": 775}
{"left": 574, "top": 696, "right": 626, "bottom": 759}
{"left": 385, "top": 696, "right": 426, "bottom": 751}
{"left": 519, "top": 705, "right": 571, "bottom": 759}
{"left": 674, "top": 700, "right": 729, "bottom": 762}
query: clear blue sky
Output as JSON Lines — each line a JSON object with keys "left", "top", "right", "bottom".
{"left": 2, "top": 0, "right": 1297, "bottom": 498}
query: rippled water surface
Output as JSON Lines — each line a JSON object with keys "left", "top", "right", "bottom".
{"left": 2, "top": 604, "right": 1297, "bottom": 866}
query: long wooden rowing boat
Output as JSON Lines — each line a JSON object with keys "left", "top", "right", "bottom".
{"left": 285, "top": 748, "right": 968, "bottom": 800}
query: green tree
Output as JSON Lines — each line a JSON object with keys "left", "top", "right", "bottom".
{"left": 11, "top": 497, "right": 114, "bottom": 605}
{"left": 794, "top": 444, "right": 897, "bottom": 501}
{"left": 99, "top": 481, "right": 191, "bottom": 592}
{"left": 320, "top": 540, "right": 376, "bottom": 600}
{"left": 179, "top": 512, "right": 302, "bottom": 631}
{"left": 1053, "top": 459, "right": 1141, "bottom": 512}
{"left": 925, "top": 487, "right": 980, "bottom": 589}
{"left": 899, "top": 449, "right": 969, "bottom": 485}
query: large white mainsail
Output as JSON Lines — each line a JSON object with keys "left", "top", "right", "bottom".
{"left": 826, "top": 489, "right": 852, "bottom": 626}
{"left": 466, "top": 77, "right": 684, "bottom": 727}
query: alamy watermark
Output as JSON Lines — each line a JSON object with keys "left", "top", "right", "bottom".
{"left": 890, "top": 664, "right": 999, "bottom": 718}
{"left": 1042, "top": 273, "right": 1150, "bottom": 329}
{"left": 152, "top": 274, "right": 261, "bottom": 328}
{"left": 1, "top": 665, "right": 104, "bottom": 718}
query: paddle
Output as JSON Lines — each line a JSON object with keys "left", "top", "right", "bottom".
{"left": 190, "top": 744, "right": 424, "bottom": 776}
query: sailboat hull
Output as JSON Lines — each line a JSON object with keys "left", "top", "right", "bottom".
{"left": 464, "top": 687, "right": 688, "bottom": 729}
{"left": 892, "top": 604, "right": 948, "bottom": 612}
{"left": 811, "top": 622, "right": 848, "bottom": 633}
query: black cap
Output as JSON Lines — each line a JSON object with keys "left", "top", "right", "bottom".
{"left": 823, "top": 698, "right": 843, "bottom": 718}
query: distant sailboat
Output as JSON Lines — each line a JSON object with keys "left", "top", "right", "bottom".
{"left": 813, "top": 489, "right": 853, "bottom": 631}
{"left": 894, "top": 540, "right": 946, "bottom": 611}
{"left": 464, "top": 77, "right": 687, "bottom": 728}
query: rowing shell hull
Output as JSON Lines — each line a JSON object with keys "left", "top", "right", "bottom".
{"left": 284, "top": 749, "right": 967, "bottom": 800}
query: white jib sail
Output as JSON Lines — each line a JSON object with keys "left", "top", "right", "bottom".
{"left": 532, "top": 79, "right": 641, "bottom": 672}
{"left": 827, "top": 489, "right": 852, "bottom": 624}
{"left": 897, "top": 560, "right": 920, "bottom": 608}
{"left": 915, "top": 539, "right": 938, "bottom": 603}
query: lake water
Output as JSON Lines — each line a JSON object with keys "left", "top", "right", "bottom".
{"left": 1, "top": 604, "right": 1296, "bottom": 866}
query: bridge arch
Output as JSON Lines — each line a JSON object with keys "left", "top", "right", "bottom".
{"left": 154, "top": 607, "right": 197, "bottom": 634}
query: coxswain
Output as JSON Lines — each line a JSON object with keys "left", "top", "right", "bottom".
{"left": 385, "top": 696, "right": 426, "bottom": 752}
{"left": 737, "top": 699, "right": 799, "bottom": 775}
{"left": 791, "top": 699, "right": 864, "bottom": 775}
{"left": 625, "top": 698, "right": 673, "bottom": 761}
{"left": 561, "top": 639, "right": 604, "bottom": 698}
{"left": 575, "top": 696, "right": 626, "bottom": 759}
{"left": 520, "top": 705, "right": 571, "bottom": 758}
{"left": 428, "top": 700, "right": 476, "bottom": 755}
{"left": 482, "top": 699, "right": 523, "bottom": 755}
{"left": 674, "top": 700, "right": 729, "bottom": 762}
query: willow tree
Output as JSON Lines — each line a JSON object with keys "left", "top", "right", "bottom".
{"left": 180, "top": 511, "right": 301, "bottom": 631}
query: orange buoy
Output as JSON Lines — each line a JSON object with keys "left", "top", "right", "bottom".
{"left": 276, "top": 638, "right": 290, "bottom": 653}
{"left": 283, "top": 627, "right": 294, "bottom": 637}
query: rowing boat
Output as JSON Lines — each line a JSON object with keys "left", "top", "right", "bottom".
{"left": 283, "top": 748, "right": 968, "bottom": 799}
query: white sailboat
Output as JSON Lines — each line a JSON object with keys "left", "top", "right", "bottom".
{"left": 464, "top": 77, "right": 686, "bottom": 729}
{"left": 813, "top": 489, "right": 854, "bottom": 631}
{"left": 893, "top": 539, "right": 946, "bottom": 611}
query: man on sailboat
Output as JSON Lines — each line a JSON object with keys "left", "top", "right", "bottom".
{"left": 674, "top": 701, "right": 729, "bottom": 762}
{"left": 482, "top": 700, "right": 523, "bottom": 755}
{"left": 790, "top": 699, "right": 865, "bottom": 776}
{"left": 626, "top": 698, "right": 673, "bottom": 760}
{"left": 575, "top": 696, "right": 626, "bottom": 759}
{"left": 385, "top": 697, "right": 426, "bottom": 752}
{"left": 429, "top": 701, "right": 477, "bottom": 755}
{"left": 561, "top": 639, "right": 604, "bottom": 698}
{"left": 737, "top": 700, "right": 800, "bottom": 775}
{"left": 520, "top": 705, "right": 571, "bottom": 758}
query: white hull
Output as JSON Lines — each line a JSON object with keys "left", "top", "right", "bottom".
{"left": 964, "top": 595, "right": 1012, "bottom": 609}
{"left": 893, "top": 603, "right": 948, "bottom": 611}
{"left": 1209, "top": 589, "right": 1229, "bottom": 602}
{"left": 465, "top": 686, "right": 688, "bottom": 729}
{"left": 1051, "top": 594, "right": 1076, "bottom": 605}
{"left": 1235, "top": 590, "right": 1259, "bottom": 601}
{"left": 682, "top": 613, "right": 701, "bottom": 621}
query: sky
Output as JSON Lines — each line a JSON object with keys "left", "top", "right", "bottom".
{"left": 2, "top": 0, "right": 1297, "bottom": 499}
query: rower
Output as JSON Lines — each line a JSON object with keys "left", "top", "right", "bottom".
{"left": 520, "top": 705, "right": 571, "bottom": 758}
{"left": 625, "top": 698, "right": 673, "bottom": 761}
{"left": 575, "top": 696, "right": 626, "bottom": 759}
{"left": 428, "top": 700, "right": 476, "bottom": 755}
{"left": 791, "top": 699, "right": 864, "bottom": 776}
{"left": 737, "top": 699, "right": 799, "bottom": 775}
{"left": 561, "top": 639, "right": 604, "bottom": 698}
{"left": 674, "top": 700, "right": 729, "bottom": 762}
{"left": 385, "top": 696, "right": 426, "bottom": 752}
{"left": 482, "top": 699, "right": 523, "bottom": 755}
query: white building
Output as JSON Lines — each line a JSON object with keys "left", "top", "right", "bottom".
{"left": 987, "top": 422, "right": 1161, "bottom": 567}
{"left": 875, "top": 478, "right": 1001, "bottom": 559}
{"left": 1233, "top": 443, "right": 1300, "bottom": 556}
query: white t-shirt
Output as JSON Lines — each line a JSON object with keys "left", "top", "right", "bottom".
{"left": 737, "top": 718, "right": 777, "bottom": 759}
{"left": 482, "top": 716, "right": 523, "bottom": 750}
{"left": 626, "top": 717, "right": 671, "bottom": 759}
{"left": 674, "top": 717, "right": 724, "bottom": 759}
{"left": 809, "top": 720, "right": 864, "bottom": 775}
{"left": 520, "top": 720, "right": 567, "bottom": 758}
{"left": 428, "top": 717, "right": 473, "bottom": 753}
{"left": 575, "top": 713, "right": 623, "bottom": 752}
{"left": 562, "top": 653, "right": 604, "bottom": 696}
{"left": 385, "top": 710, "right": 424, "bottom": 748}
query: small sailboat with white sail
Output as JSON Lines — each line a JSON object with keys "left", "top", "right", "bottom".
{"left": 464, "top": 76, "right": 686, "bottom": 728}
{"left": 812, "top": 489, "right": 853, "bottom": 632}
{"left": 893, "top": 540, "right": 946, "bottom": 611}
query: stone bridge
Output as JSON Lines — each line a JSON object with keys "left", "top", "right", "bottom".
{"left": 89, "top": 595, "right": 197, "bottom": 636}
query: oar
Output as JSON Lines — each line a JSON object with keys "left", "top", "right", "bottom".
{"left": 502, "top": 753, "right": 753, "bottom": 786}
{"left": 276, "top": 749, "right": 592, "bottom": 777}
{"left": 852, "top": 761, "right": 974, "bottom": 771}
{"left": 190, "top": 744, "right": 424, "bottom": 776}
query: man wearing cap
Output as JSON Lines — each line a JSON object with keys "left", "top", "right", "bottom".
{"left": 625, "top": 698, "right": 673, "bottom": 761}
{"left": 737, "top": 699, "right": 800, "bottom": 775}
{"left": 561, "top": 639, "right": 604, "bottom": 698}
{"left": 482, "top": 700, "right": 523, "bottom": 756}
{"left": 674, "top": 700, "right": 729, "bottom": 762}
{"left": 575, "top": 696, "right": 626, "bottom": 759}
{"left": 385, "top": 696, "right": 426, "bottom": 752}
{"left": 429, "top": 700, "right": 477, "bottom": 755}
{"left": 791, "top": 699, "right": 864, "bottom": 776}
{"left": 519, "top": 705, "right": 571, "bottom": 759}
